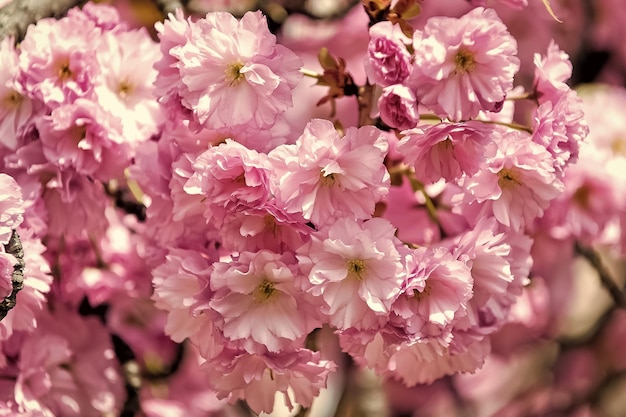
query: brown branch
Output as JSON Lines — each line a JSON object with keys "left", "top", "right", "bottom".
{"left": 152, "top": 0, "right": 187, "bottom": 17}
{"left": 0, "top": 230, "right": 25, "bottom": 321}
{"left": 575, "top": 241, "right": 626, "bottom": 309}
{"left": 0, "top": 0, "right": 86, "bottom": 42}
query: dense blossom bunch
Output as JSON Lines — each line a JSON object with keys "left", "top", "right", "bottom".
{"left": 2, "top": 0, "right": 625, "bottom": 416}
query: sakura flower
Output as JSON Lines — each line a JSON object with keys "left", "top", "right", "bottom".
{"left": 364, "top": 21, "right": 412, "bottom": 87}
{"left": 532, "top": 90, "right": 589, "bottom": 174}
{"left": 184, "top": 139, "right": 273, "bottom": 226}
{"left": 218, "top": 204, "right": 310, "bottom": 253}
{"left": 209, "top": 250, "right": 318, "bottom": 354}
{"left": 0, "top": 38, "right": 36, "bottom": 150}
{"left": 157, "top": 10, "right": 303, "bottom": 129}
{"left": 533, "top": 40, "right": 572, "bottom": 104}
{"left": 93, "top": 29, "right": 163, "bottom": 143}
{"left": 14, "top": 309, "right": 124, "bottom": 417}
{"left": 18, "top": 17, "right": 100, "bottom": 107}
{"left": 377, "top": 84, "right": 420, "bottom": 131}
{"left": 203, "top": 348, "right": 335, "bottom": 414}
{"left": 298, "top": 217, "right": 405, "bottom": 330}
{"left": 0, "top": 253, "right": 16, "bottom": 300}
{"left": 459, "top": 129, "right": 564, "bottom": 231}
{"left": 0, "top": 230, "right": 52, "bottom": 340}
{"left": 451, "top": 217, "right": 531, "bottom": 336}
{"left": 152, "top": 248, "right": 218, "bottom": 345}
{"left": 269, "top": 119, "right": 390, "bottom": 227}
{"left": 0, "top": 174, "right": 24, "bottom": 245}
{"left": 397, "top": 121, "right": 494, "bottom": 184}
{"left": 410, "top": 7, "right": 519, "bottom": 121}
{"left": 390, "top": 246, "right": 473, "bottom": 340}
{"left": 36, "top": 100, "right": 128, "bottom": 181}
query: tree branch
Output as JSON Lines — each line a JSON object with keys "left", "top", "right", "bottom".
{"left": 575, "top": 241, "right": 626, "bottom": 309}
{"left": 151, "top": 0, "right": 187, "bottom": 17}
{"left": 0, "top": 0, "right": 86, "bottom": 42}
{"left": 0, "top": 230, "right": 25, "bottom": 321}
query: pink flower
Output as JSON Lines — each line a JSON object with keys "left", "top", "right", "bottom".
{"left": 364, "top": 21, "right": 412, "bottom": 87}
{"left": 14, "top": 309, "right": 125, "bottom": 417}
{"left": 532, "top": 90, "right": 589, "bottom": 174}
{"left": 0, "top": 230, "right": 52, "bottom": 340}
{"left": 0, "top": 253, "right": 16, "bottom": 299}
{"left": 390, "top": 246, "right": 473, "bottom": 339}
{"left": 203, "top": 348, "right": 335, "bottom": 414}
{"left": 397, "top": 121, "right": 493, "bottom": 184}
{"left": 219, "top": 204, "right": 310, "bottom": 253}
{"left": 93, "top": 29, "right": 163, "bottom": 143}
{"left": 156, "top": 10, "right": 302, "bottom": 129}
{"left": 18, "top": 17, "right": 100, "bottom": 106}
{"left": 184, "top": 139, "right": 273, "bottom": 226}
{"left": 459, "top": 129, "right": 564, "bottom": 231}
{"left": 297, "top": 217, "right": 405, "bottom": 330}
{"left": 533, "top": 40, "right": 572, "bottom": 104}
{"left": 269, "top": 119, "right": 389, "bottom": 227}
{"left": 451, "top": 217, "right": 530, "bottom": 335}
{"left": 209, "top": 250, "right": 317, "bottom": 354}
{"left": 377, "top": 84, "right": 419, "bottom": 130}
{"left": 152, "top": 248, "right": 218, "bottom": 345}
{"left": 0, "top": 38, "right": 37, "bottom": 150}
{"left": 36, "top": 100, "right": 128, "bottom": 181}
{"left": 0, "top": 174, "right": 24, "bottom": 245}
{"left": 410, "top": 7, "right": 519, "bottom": 121}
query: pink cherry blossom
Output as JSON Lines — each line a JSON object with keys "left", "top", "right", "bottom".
{"left": 18, "top": 17, "right": 100, "bottom": 107}
{"left": 209, "top": 250, "right": 318, "bottom": 353}
{"left": 533, "top": 40, "right": 572, "bottom": 104}
{"left": 0, "top": 38, "right": 37, "bottom": 150}
{"left": 14, "top": 309, "right": 125, "bottom": 417}
{"left": 204, "top": 348, "right": 335, "bottom": 414}
{"left": 410, "top": 7, "right": 519, "bottom": 121}
{"left": 0, "top": 174, "right": 24, "bottom": 245}
{"left": 364, "top": 21, "right": 412, "bottom": 87}
{"left": 156, "top": 10, "right": 302, "bottom": 130}
{"left": 397, "top": 121, "right": 494, "bottom": 184}
{"left": 297, "top": 217, "right": 405, "bottom": 330}
{"left": 390, "top": 246, "right": 473, "bottom": 340}
{"left": 184, "top": 139, "right": 273, "bottom": 226}
{"left": 36, "top": 100, "right": 128, "bottom": 181}
{"left": 269, "top": 119, "right": 390, "bottom": 227}
{"left": 377, "top": 84, "right": 419, "bottom": 130}
{"left": 459, "top": 129, "right": 564, "bottom": 231}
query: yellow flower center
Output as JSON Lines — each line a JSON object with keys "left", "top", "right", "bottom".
{"left": 498, "top": 168, "right": 522, "bottom": 189}
{"left": 117, "top": 79, "right": 135, "bottom": 99}
{"left": 253, "top": 279, "right": 277, "bottom": 303}
{"left": 454, "top": 49, "right": 476, "bottom": 74}
{"left": 2, "top": 90, "right": 23, "bottom": 109}
{"left": 347, "top": 259, "right": 366, "bottom": 281}
{"left": 225, "top": 62, "right": 245, "bottom": 86}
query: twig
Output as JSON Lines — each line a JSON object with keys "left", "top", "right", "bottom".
{"left": 0, "top": 230, "right": 25, "bottom": 321}
{"left": 0, "top": 0, "right": 86, "bottom": 42}
{"left": 575, "top": 241, "right": 626, "bottom": 309}
{"left": 152, "top": 0, "right": 187, "bottom": 17}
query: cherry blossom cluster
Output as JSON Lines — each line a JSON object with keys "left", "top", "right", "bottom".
{"left": 2, "top": 0, "right": 625, "bottom": 416}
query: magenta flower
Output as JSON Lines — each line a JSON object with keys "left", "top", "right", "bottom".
{"left": 397, "top": 121, "right": 493, "bottom": 184}
{"left": 184, "top": 139, "right": 273, "bottom": 226}
{"left": 298, "top": 217, "right": 405, "bottom": 330}
{"left": 377, "top": 84, "right": 420, "bottom": 131}
{"left": 209, "top": 250, "right": 317, "bottom": 354}
{"left": 156, "top": 10, "right": 302, "bottom": 129}
{"left": 410, "top": 7, "right": 519, "bottom": 121}
{"left": 269, "top": 119, "right": 390, "bottom": 227}
{"left": 364, "top": 21, "right": 412, "bottom": 87}
{"left": 460, "top": 129, "right": 564, "bottom": 231}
